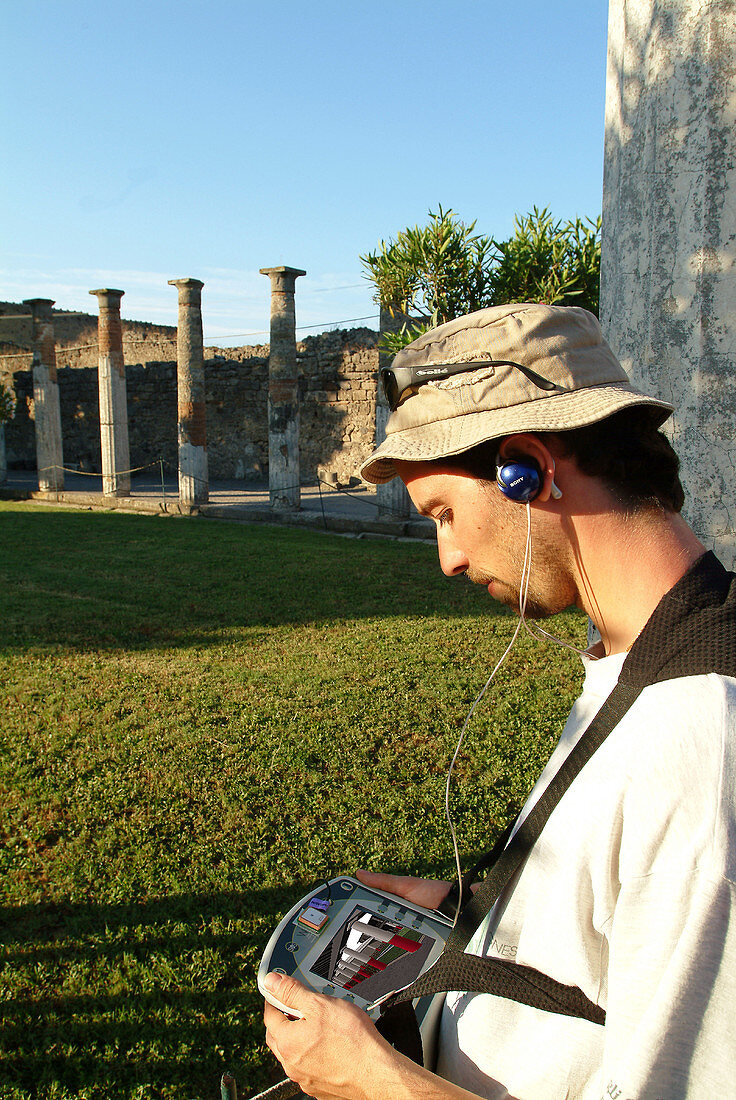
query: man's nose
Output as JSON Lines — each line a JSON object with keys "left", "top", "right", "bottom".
{"left": 437, "top": 532, "right": 469, "bottom": 577}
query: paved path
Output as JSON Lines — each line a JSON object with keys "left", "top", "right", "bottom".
{"left": 0, "top": 471, "right": 435, "bottom": 541}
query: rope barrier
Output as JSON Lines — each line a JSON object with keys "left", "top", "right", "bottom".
{"left": 35, "top": 459, "right": 173, "bottom": 507}
{"left": 29, "top": 462, "right": 419, "bottom": 523}
{"left": 316, "top": 475, "right": 415, "bottom": 520}
{"left": 38, "top": 459, "right": 164, "bottom": 479}
{"left": 245, "top": 1079, "right": 302, "bottom": 1100}
{"left": 253, "top": 474, "right": 419, "bottom": 522}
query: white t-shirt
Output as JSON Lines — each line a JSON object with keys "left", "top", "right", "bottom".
{"left": 436, "top": 653, "right": 736, "bottom": 1099}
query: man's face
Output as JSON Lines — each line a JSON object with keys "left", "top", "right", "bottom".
{"left": 395, "top": 460, "right": 575, "bottom": 618}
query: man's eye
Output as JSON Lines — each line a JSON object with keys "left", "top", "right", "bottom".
{"left": 437, "top": 509, "right": 452, "bottom": 526}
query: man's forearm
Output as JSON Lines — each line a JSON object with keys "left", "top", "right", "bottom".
{"left": 369, "top": 1045, "right": 494, "bottom": 1100}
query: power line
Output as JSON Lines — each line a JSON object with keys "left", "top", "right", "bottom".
{"left": 0, "top": 313, "right": 380, "bottom": 360}
{"left": 204, "top": 314, "right": 379, "bottom": 342}
{"left": 311, "top": 283, "right": 367, "bottom": 293}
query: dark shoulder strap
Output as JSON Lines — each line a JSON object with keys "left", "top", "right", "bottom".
{"left": 381, "top": 676, "right": 639, "bottom": 1031}
{"left": 621, "top": 551, "right": 736, "bottom": 685}
{"left": 380, "top": 552, "right": 736, "bottom": 1052}
{"left": 448, "top": 679, "right": 640, "bottom": 952}
{"left": 456, "top": 551, "right": 736, "bottom": 950}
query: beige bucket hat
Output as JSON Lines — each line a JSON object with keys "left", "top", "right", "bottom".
{"left": 360, "top": 303, "right": 673, "bottom": 484}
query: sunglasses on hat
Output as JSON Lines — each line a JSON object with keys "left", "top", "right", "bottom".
{"left": 380, "top": 358, "right": 561, "bottom": 411}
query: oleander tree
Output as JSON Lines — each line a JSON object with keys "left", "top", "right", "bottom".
{"left": 361, "top": 205, "right": 601, "bottom": 354}
{"left": 491, "top": 208, "right": 601, "bottom": 317}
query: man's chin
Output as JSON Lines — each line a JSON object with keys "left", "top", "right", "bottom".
{"left": 467, "top": 568, "right": 571, "bottom": 620}
{"left": 487, "top": 580, "right": 559, "bottom": 620}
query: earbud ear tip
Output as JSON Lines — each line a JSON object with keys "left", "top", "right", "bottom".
{"left": 550, "top": 480, "right": 563, "bottom": 500}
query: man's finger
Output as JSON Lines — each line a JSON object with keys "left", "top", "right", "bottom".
{"left": 356, "top": 868, "right": 451, "bottom": 908}
{"left": 355, "top": 868, "right": 393, "bottom": 888}
{"left": 355, "top": 868, "right": 415, "bottom": 893}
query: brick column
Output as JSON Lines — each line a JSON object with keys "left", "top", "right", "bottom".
{"left": 23, "top": 298, "right": 64, "bottom": 491}
{"left": 601, "top": 0, "right": 736, "bottom": 567}
{"left": 168, "top": 278, "right": 208, "bottom": 507}
{"left": 90, "top": 289, "right": 131, "bottom": 496}
{"left": 260, "top": 265, "right": 306, "bottom": 511}
{"left": 375, "top": 307, "right": 410, "bottom": 518}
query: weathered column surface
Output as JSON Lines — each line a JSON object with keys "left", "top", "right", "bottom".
{"left": 260, "top": 266, "right": 306, "bottom": 511}
{"left": 601, "top": 0, "right": 736, "bottom": 567}
{"left": 90, "top": 289, "right": 131, "bottom": 496}
{"left": 169, "top": 278, "right": 208, "bottom": 507}
{"left": 23, "top": 298, "right": 64, "bottom": 491}
{"left": 375, "top": 307, "right": 410, "bottom": 518}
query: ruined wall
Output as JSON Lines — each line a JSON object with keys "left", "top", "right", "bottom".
{"left": 0, "top": 302, "right": 178, "bottom": 374}
{"left": 3, "top": 327, "right": 379, "bottom": 485}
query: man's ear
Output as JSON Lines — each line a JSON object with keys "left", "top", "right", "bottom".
{"left": 497, "top": 433, "right": 561, "bottom": 503}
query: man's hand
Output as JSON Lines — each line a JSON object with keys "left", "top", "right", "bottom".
{"left": 263, "top": 972, "right": 397, "bottom": 1100}
{"left": 355, "top": 869, "right": 452, "bottom": 910}
{"left": 263, "top": 971, "right": 490, "bottom": 1100}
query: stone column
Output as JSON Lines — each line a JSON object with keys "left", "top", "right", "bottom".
{"left": 260, "top": 265, "right": 306, "bottom": 511}
{"left": 168, "top": 278, "right": 208, "bottom": 507}
{"left": 601, "top": 0, "right": 736, "bottom": 567}
{"left": 89, "top": 289, "right": 131, "bottom": 496}
{"left": 23, "top": 298, "right": 64, "bottom": 491}
{"left": 375, "top": 307, "right": 410, "bottom": 519}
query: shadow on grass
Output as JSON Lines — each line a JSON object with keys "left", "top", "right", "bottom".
{"left": 0, "top": 506, "right": 507, "bottom": 656}
{"left": 0, "top": 505, "right": 567, "bottom": 1097}
{"left": 0, "top": 883, "right": 308, "bottom": 1098}
{"left": 0, "top": 853, "right": 474, "bottom": 1099}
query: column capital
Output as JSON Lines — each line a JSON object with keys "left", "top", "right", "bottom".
{"left": 90, "top": 288, "right": 125, "bottom": 306}
{"left": 260, "top": 266, "right": 306, "bottom": 292}
{"left": 23, "top": 298, "right": 55, "bottom": 317}
{"left": 169, "top": 278, "right": 204, "bottom": 304}
{"left": 260, "top": 266, "right": 307, "bottom": 277}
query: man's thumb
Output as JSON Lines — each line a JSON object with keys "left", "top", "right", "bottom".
{"left": 264, "top": 972, "right": 310, "bottom": 1015}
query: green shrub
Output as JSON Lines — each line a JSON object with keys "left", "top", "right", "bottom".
{"left": 362, "top": 205, "right": 601, "bottom": 354}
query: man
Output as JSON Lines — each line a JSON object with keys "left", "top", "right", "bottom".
{"left": 263, "top": 303, "right": 736, "bottom": 1098}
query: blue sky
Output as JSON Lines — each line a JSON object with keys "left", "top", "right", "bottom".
{"left": 2, "top": 0, "right": 609, "bottom": 344}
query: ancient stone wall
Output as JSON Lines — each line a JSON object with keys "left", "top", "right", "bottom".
{"left": 0, "top": 302, "right": 178, "bottom": 374}
{"left": 3, "top": 327, "right": 379, "bottom": 485}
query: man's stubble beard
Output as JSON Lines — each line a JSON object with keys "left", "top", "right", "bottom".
{"left": 465, "top": 564, "right": 558, "bottom": 619}
{"left": 465, "top": 513, "right": 573, "bottom": 619}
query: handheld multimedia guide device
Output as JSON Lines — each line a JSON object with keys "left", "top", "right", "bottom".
{"left": 258, "top": 876, "right": 453, "bottom": 1022}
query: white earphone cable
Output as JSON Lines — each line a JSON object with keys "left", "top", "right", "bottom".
{"left": 445, "top": 504, "right": 534, "bottom": 927}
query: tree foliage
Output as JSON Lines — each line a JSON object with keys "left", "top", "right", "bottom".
{"left": 361, "top": 206, "right": 601, "bottom": 353}
{"left": 360, "top": 205, "right": 496, "bottom": 329}
{"left": 492, "top": 208, "right": 601, "bottom": 316}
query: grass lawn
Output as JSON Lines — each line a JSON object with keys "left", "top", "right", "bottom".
{"left": 0, "top": 502, "right": 587, "bottom": 1099}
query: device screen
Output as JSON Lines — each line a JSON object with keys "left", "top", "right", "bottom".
{"left": 305, "top": 903, "right": 436, "bottom": 1006}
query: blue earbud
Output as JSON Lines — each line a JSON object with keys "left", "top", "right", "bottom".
{"left": 496, "top": 459, "right": 542, "bottom": 502}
